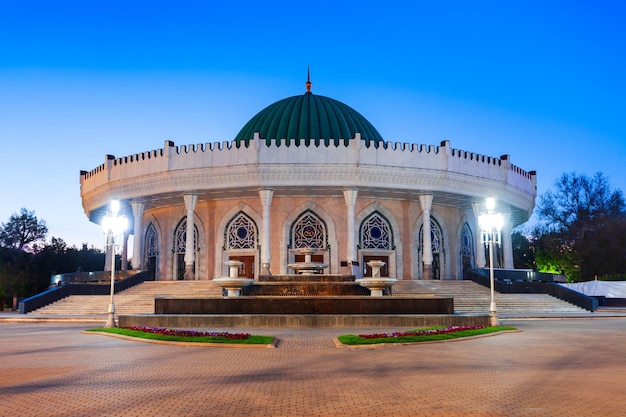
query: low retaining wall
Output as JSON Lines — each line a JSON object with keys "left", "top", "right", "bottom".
{"left": 154, "top": 296, "right": 453, "bottom": 315}
{"left": 119, "top": 313, "right": 489, "bottom": 328}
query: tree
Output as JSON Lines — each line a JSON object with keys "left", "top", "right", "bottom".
{"left": 0, "top": 208, "right": 108, "bottom": 309}
{"left": 538, "top": 171, "right": 624, "bottom": 232}
{"left": 35, "top": 238, "right": 105, "bottom": 280}
{"left": 533, "top": 172, "right": 626, "bottom": 281}
{"left": 579, "top": 215, "right": 626, "bottom": 280}
{"left": 0, "top": 237, "right": 106, "bottom": 309}
{"left": 0, "top": 208, "right": 48, "bottom": 251}
{"left": 0, "top": 246, "right": 38, "bottom": 310}
{"left": 511, "top": 231, "right": 535, "bottom": 270}
{"left": 532, "top": 226, "right": 579, "bottom": 277}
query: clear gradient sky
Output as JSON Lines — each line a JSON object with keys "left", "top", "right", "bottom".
{"left": 1, "top": 1, "right": 625, "bottom": 251}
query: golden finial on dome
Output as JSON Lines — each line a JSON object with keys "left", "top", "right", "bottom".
{"left": 305, "top": 66, "right": 312, "bottom": 93}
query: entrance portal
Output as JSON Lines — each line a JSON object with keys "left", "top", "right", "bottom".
{"left": 176, "top": 254, "right": 185, "bottom": 280}
{"left": 433, "top": 253, "right": 441, "bottom": 280}
{"left": 147, "top": 256, "right": 157, "bottom": 280}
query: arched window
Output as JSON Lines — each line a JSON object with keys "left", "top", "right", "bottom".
{"left": 461, "top": 223, "right": 473, "bottom": 257}
{"left": 173, "top": 217, "right": 198, "bottom": 280}
{"left": 174, "top": 216, "right": 198, "bottom": 254}
{"left": 419, "top": 218, "right": 444, "bottom": 279}
{"left": 460, "top": 223, "right": 474, "bottom": 275}
{"left": 291, "top": 210, "right": 326, "bottom": 249}
{"left": 225, "top": 212, "right": 257, "bottom": 249}
{"left": 360, "top": 211, "right": 393, "bottom": 250}
{"left": 144, "top": 223, "right": 158, "bottom": 280}
{"left": 419, "top": 219, "right": 442, "bottom": 254}
{"left": 145, "top": 223, "right": 158, "bottom": 258}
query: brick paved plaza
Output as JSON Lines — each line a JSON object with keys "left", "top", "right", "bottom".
{"left": 1, "top": 318, "right": 625, "bottom": 417}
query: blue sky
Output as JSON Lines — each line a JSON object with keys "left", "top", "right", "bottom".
{"left": 1, "top": 1, "right": 625, "bottom": 249}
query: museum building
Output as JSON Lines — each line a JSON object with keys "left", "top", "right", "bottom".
{"left": 80, "top": 78, "right": 536, "bottom": 281}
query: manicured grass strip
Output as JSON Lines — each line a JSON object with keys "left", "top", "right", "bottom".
{"left": 337, "top": 326, "right": 516, "bottom": 345}
{"left": 87, "top": 327, "right": 274, "bottom": 345}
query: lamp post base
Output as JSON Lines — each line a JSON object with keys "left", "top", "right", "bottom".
{"left": 104, "top": 303, "right": 116, "bottom": 328}
{"left": 104, "top": 313, "right": 117, "bottom": 328}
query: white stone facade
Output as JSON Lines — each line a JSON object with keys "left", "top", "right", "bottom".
{"left": 80, "top": 135, "right": 536, "bottom": 280}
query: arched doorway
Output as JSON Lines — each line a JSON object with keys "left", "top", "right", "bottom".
{"left": 224, "top": 211, "right": 258, "bottom": 278}
{"left": 290, "top": 209, "right": 328, "bottom": 273}
{"left": 359, "top": 211, "right": 394, "bottom": 277}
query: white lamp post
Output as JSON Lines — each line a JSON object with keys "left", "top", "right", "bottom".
{"left": 478, "top": 196, "right": 503, "bottom": 327}
{"left": 101, "top": 199, "right": 128, "bottom": 328}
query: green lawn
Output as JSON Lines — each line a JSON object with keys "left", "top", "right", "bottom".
{"left": 87, "top": 327, "right": 275, "bottom": 345}
{"left": 88, "top": 325, "right": 514, "bottom": 346}
{"left": 338, "top": 326, "right": 517, "bottom": 345}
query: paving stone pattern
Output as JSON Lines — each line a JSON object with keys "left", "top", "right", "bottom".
{"left": 1, "top": 319, "right": 625, "bottom": 417}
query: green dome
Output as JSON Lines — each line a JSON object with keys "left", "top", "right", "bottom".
{"left": 234, "top": 92, "right": 384, "bottom": 147}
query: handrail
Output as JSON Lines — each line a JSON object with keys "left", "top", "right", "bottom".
{"left": 465, "top": 269, "right": 598, "bottom": 311}
{"left": 50, "top": 270, "right": 140, "bottom": 287}
{"left": 469, "top": 268, "right": 566, "bottom": 283}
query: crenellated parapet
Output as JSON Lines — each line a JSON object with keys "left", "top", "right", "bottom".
{"left": 80, "top": 135, "right": 536, "bottom": 225}
{"left": 82, "top": 137, "right": 528, "bottom": 180}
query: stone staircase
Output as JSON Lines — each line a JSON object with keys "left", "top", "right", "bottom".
{"left": 29, "top": 279, "right": 588, "bottom": 317}
{"left": 597, "top": 306, "right": 626, "bottom": 314}
{"left": 393, "top": 280, "right": 589, "bottom": 315}
{"left": 30, "top": 281, "right": 223, "bottom": 316}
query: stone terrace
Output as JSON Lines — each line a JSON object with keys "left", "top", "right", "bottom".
{"left": 29, "top": 280, "right": 587, "bottom": 317}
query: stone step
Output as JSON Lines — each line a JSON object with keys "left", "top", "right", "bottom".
{"left": 32, "top": 281, "right": 223, "bottom": 315}
{"left": 392, "top": 280, "right": 587, "bottom": 314}
{"left": 30, "top": 279, "right": 589, "bottom": 316}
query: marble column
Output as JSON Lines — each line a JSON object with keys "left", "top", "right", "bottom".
{"left": 343, "top": 189, "right": 358, "bottom": 267}
{"left": 501, "top": 212, "right": 514, "bottom": 269}
{"left": 183, "top": 193, "right": 198, "bottom": 280}
{"left": 130, "top": 200, "right": 145, "bottom": 270}
{"left": 419, "top": 195, "right": 434, "bottom": 279}
{"left": 259, "top": 189, "right": 274, "bottom": 275}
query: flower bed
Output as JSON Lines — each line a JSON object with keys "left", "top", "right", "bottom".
{"left": 87, "top": 327, "right": 274, "bottom": 345}
{"left": 358, "top": 325, "right": 485, "bottom": 339}
{"left": 338, "top": 325, "right": 515, "bottom": 345}
{"left": 124, "top": 326, "right": 251, "bottom": 340}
